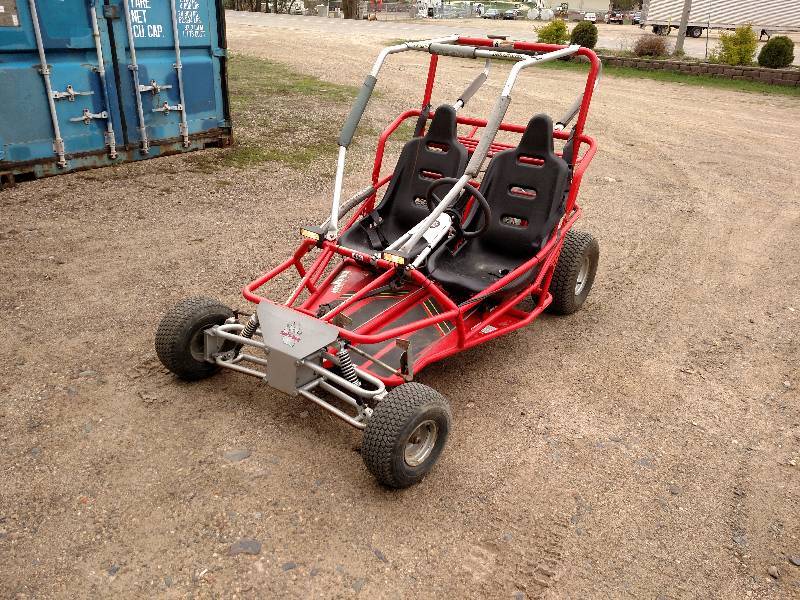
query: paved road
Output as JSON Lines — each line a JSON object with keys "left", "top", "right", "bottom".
{"left": 225, "top": 11, "right": 800, "bottom": 65}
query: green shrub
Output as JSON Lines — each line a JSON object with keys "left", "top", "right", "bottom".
{"left": 570, "top": 21, "right": 598, "bottom": 49}
{"left": 536, "top": 20, "right": 569, "bottom": 45}
{"left": 758, "top": 35, "right": 795, "bottom": 68}
{"left": 712, "top": 25, "right": 758, "bottom": 66}
{"left": 633, "top": 34, "right": 669, "bottom": 57}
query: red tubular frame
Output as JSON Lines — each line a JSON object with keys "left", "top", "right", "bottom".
{"left": 241, "top": 40, "right": 600, "bottom": 386}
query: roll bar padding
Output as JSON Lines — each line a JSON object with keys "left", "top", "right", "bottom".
{"left": 459, "top": 70, "right": 488, "bottom": 107}
{"left": 338, "top": 74, "right": 378, "bottom": 148}
{"left": 428, "top": 42, "right": 477, "bottom": 59}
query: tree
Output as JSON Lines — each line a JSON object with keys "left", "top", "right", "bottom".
{"left": 674, "top": 0, "right": 692, "bottom": 55}
{"left": 343, "top": 0, "right": 359, "bottom": 18}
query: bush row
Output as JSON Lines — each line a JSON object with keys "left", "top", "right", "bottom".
{"left": 537, "top": 21, "right": 795, "bottom": 69}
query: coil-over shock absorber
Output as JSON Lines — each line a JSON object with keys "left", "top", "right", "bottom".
{"left": 240, "top": 314, "right": 259, "bottom": 340}
{"left": 338, "top": 347, "right": 361, "bottom": 387}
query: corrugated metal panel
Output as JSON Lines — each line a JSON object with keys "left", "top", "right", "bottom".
{"left": 643, "top": 0, "right": 800, "bottom": 30}
{"left": 0, "top": 0, "right": 231, "bottom": 182}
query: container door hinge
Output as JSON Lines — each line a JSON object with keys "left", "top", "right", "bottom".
{"left": 212, "top": 48, "right": 228, "bottom": 58}
{"left": 218, "top": 119, "right": 231, "bottom": 128}
{"left": 179, "top": 123, "right": 189, "bottom": 145}
{"left": 102, "top": 4, "right": 120, "bottom": 19}
{"left": 138, "top": 80, "right": 173, "bottom": 94}
{"left": 70, "top": 108, "right": 109, "bottom": 124}
{"left": 153, "top": 102, "right": 183, "bottom": 115}
{"left": 52, "top": 138, "right": 67, "bottom": 168}
{"left": 104, "top": 131, "right": 118, "bottom": 159}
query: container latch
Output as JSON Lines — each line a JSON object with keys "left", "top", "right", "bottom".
{"left": 138, "top": 80, "right": 173, "bottom": 95}
{"left": 153, "top": 102, "right": 183, "bottom": 115}
{"left": 52, "top": 85, "right": 94, "bottom": 102}
{"left": 70, "top": 108, "right": 109, "bottom": 125}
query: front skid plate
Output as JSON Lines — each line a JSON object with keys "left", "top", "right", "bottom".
{"left": 256, "top": 302, "right": 339, "bottom": 395}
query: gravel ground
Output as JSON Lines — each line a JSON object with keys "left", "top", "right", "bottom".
{"left": 2, "top": 13, "right": 800, "bottom": 599}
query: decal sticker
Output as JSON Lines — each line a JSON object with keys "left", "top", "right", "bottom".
{"left": 331, "top": 271, "right": 350, "bottom": 295}
{"left": 280, "top": 321, "right": 303, "bottom": 347}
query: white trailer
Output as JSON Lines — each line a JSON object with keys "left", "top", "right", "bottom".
{"left": 642, "top": 0, "right": 800, "bottom": 39}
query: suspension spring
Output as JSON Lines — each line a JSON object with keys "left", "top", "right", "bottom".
{"left": 240, "top": 314, "right": 259, "bottom": 339}
{"left": 338, "top": 348, "right": 361, "bottom": 387}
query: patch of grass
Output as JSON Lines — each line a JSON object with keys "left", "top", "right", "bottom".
{"left": 541, "top": 59, "right": 800, "bottom": 97}
{"left": 229, "top": 54, "right": 358, "bottom": 103}
{"left": 206, "top": 54, "right": 360, "bottom": 171}
{"left": 392, "top": 120, "right": 417, "bottom": 141}
{"left": 223, "top": 142, "right": 338, "bottom": 170}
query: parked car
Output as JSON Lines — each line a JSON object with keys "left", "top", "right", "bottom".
{"left": 632, "top": 11, "right": 642, "bottom": 25}
{"left": 482, "top": 8, "right": 502, "bottom": 19}
{"left": 584, "top": 12, "right": 597, "bottom": 23}
{"left": 503, "top": 9, "right": 517, "bottom": 20}
{"left": 605, "top": 11, "right": 624, "bottom": 24}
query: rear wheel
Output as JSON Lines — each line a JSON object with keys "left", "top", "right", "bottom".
{"left": 548, "top": 230, "right": 599, "bottom": 315}
{"left": 155, "top": 297, "right": 235, "bottom": 381}
{"left": 688, "top": 26, "right": 703, "bottom": 38}
{"left": 362, "top": 383, "right": 451, "bottom": 488}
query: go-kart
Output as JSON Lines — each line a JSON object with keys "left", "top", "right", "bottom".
{"left": 156, "top": 36, "right": 601, "bottom": 488}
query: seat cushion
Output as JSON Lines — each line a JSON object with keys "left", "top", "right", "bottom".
{"left": 426, "top": 240, "right": 540, "bottom": 300}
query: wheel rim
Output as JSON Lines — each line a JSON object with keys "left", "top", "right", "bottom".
{"left": 189, "top": 327, "right": 208, "bottom": 362}
{"left": 404, "top": 420, "right": 438, "bottom": 467}
{"left": 575, "top": 255, "right": 591, "bottom": 295}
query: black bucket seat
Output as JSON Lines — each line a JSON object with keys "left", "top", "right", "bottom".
{"left": 427, "top": 114, "right": 570, "bottom": 300}
{"left": 339, "top": 105, "right": 468, "bottom": 254}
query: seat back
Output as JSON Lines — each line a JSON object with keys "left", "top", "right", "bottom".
{"left": 376, "top": 105, "right": 468, "bottom": 231}
{"left": 474, "top": 114, "right": 570, "bottom": 257}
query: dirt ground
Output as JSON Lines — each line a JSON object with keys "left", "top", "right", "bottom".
{"left": 226, "top": 12, "right": 800, "bottom": 65}
{"left": 2, "top": 13, "right": 800, "bottom": 599}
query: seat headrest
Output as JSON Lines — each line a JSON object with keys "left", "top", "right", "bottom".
{"left": 517, "top": 113, "right": 555, "bottom": 158}
{"left": 424, "top": 105, "right": 458, "bottom": 145}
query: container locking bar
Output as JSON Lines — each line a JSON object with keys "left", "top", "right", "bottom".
{"left": 27, "top": 0, "right": 66, "bottom": 167}
{"left": 89, "top": 0, "right": 118, "bottom": 159}
{"left": 121, "top": 0, "right": 150, "bottom": 153}
{"left": 168, "top": 0, "right": 190, "bottom": 147}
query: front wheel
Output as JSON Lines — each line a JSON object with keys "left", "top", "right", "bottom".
{"left": 361, "top": 383, "right": 451, "bottom": 488}
{"left": 155, "top": 297, "right": 235, "bottom": 381}
{"left": 548, "top": 230, "right": 600, "bottom": 315}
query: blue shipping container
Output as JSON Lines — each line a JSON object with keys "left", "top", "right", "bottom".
{"left": 0, "top": 0, "right": 231, "bottom": 183}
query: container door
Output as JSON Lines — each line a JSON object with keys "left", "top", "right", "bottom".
{"left": 107, "top": 0, "right": 228, "bottom": 154}
{"left": 0, "top": 0, "right": 122, "bottom": 171}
